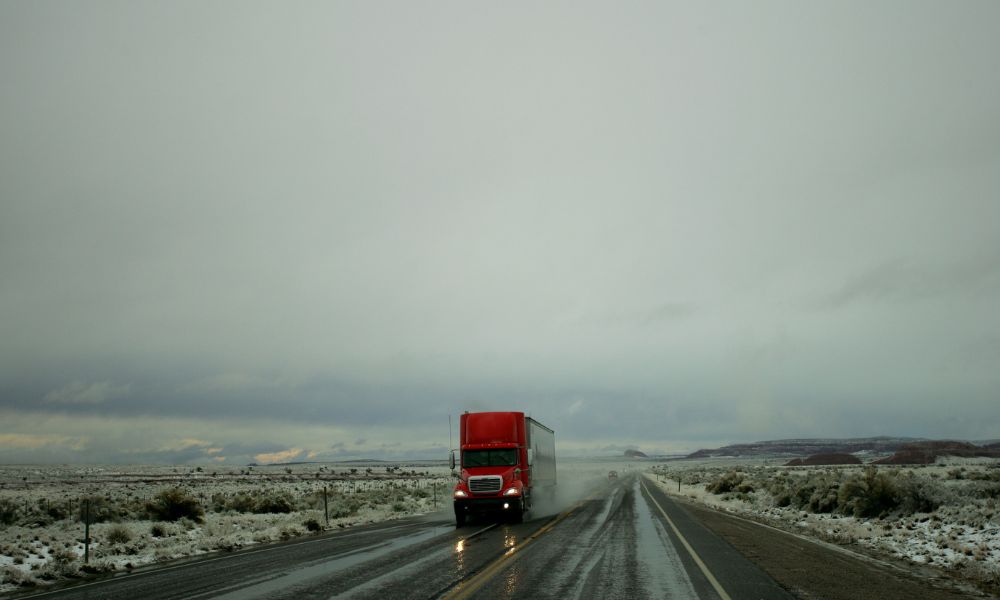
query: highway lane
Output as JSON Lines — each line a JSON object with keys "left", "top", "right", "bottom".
{"left": 9, "top": 473, "right": 795, "bottom": 600}
{"left": 7, "top": 510, "right": 559, "bottom": 600}
{"left": 445, "top": 475, "right": 794, "bottom": 600}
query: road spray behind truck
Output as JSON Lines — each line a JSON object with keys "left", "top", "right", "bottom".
{"left": 450, "top": 411, "right": 555, "bottom": 526}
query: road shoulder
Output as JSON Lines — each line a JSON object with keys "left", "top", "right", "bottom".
{"left": 646, "top": 478, "right": 986, "bottom": 600}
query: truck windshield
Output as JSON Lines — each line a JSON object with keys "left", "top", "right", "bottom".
{"left": 462, "top": 449, "right": 518, "bottom": 467}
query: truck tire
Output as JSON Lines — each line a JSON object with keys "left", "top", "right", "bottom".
{"left": 454, "top": 508, "right": 466, "bottom": 528}
{"left": 509, "top": 500, "right": 524, "bottom": 524}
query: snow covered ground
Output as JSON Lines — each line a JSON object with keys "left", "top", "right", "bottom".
{"left": 0, "top": 458, "right": 630, "bottom": 593}
{"left": 646, "top": 457, "right": 1000, "bottom": 592}
{"left": 0, "top": 462, "right": 454, "bottom": 593}
{"left": 10, "top": 457, "right": 992, "bottom": 594}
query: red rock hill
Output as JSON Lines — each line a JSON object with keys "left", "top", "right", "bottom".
{"left": 785, "top": 453, "right": 863, "bottom": 466}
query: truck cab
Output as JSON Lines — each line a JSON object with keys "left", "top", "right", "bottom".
{"left": 451, "top": 411, "right": 555, "bottom": 527}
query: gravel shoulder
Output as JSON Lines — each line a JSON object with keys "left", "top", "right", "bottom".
{"left": 671, "top": 495, "right": 990, "bottom": 599}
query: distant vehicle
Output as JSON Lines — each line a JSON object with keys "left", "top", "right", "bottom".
{"left": 450, "top": 411, "right": 556, "bottom": 526}
{"left": 608, "top": 470, "right": 618, "bottom": 480}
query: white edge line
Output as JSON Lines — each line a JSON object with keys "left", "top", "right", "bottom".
{"left": 641, "top": 477, "right": 733, "bottom": 600}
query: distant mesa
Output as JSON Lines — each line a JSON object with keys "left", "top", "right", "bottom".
{"left": 785, "top": 453, "right": 862, "bottom": 466}
{"left": 686, "top": 437, "right": 917, "bottom": 460}
{"left": 624, "top": 449, "right": 648, "bottom": 458}
{"left": 873, "top": 441, "right": 1000, "bottom": 465}
{"left": 686, "top": 438, "right": 1000, "bottom": 465}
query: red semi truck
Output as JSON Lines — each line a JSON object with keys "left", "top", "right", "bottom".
{"left": 450, "top": 411, "right": 556, "bottom": 526}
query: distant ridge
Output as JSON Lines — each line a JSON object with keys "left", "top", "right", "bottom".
{"left": 688, "top": 437, "right": 1000, "bottom": 462}
{"left": 687, "top": 437, "right": 921, "bottom": 459}
{"left": 874, "top": 441, "right": 1000, "bottom": 464}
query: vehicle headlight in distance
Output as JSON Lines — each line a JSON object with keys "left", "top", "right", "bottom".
{"left": 454, "top": 490, "right": 468, "bottom": 498}
{"left": 503, "top": 487, "right": 520, "bottom": 496}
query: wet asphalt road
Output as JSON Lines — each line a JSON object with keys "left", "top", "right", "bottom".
{"left": 448, "top": 476, "right": 793, "bottom": 600}
{"left": 10, "top": 474, "right": 794, "bottom": 600}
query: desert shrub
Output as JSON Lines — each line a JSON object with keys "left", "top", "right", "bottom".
{"left": 41, "top": 547, "right": 80, "bottom": 577}
{"left": 765, "top": 475, "right": 794, "bottom": 507}
{"left": 150, "top": 523, "right": 168, "bottom": 538}
{"left": 78, "top": 496, "right": 115, "bottom": 524}
{"left": 955, "top": 557, "right": 1000, "bottom": 590}
{"left": 0, "top": 498, "right": 18, "bottom": 526}
{"left": 225, "top": 492, "right": 257, "bottom": 513}
{"left": 838, "top": 467, "right": 899, "bottom": 518}
{"left": 210, "top": 493, "right": 228, "bottom": 512}
{"left": 223, "top": 491, "right": 295, "bottom": 514}
{"left": 327, "top": 496, "right": 362, "bottom": 519}
{"left": 968, "top": 470, "right": 1000, "bottom": 482}
{"left": 773, "top": 490, "right": 792, "bottom": 507}
{"left": 45, "top": 501, "right": 71, "bottom": 521}
{"left": 808, "top": 485, "right": 841, "bottom": 513}
{"left": 792, "top": 481, "right": 817, "bottom": 509}
{"left": 146, "top": 488, "right": 204, "bottom": 523}
{"left": 35, "top": 561, "right": 79, "bottom": 580}
{"left": 253, "top": 492, "right": 294, "bottom": 514}
{"left": 106, "top": 523, "right": 133, "bottom": 544}
{"left": 706, "top": 471, "right": 743, "bottom": 494}
{"left": 301, "top": 490, "right": 329, "bottom": 511}
{"left": 894, "top": 472, "right": 943, "bottom": 514}
{"left": 304, "top": 518, "right": 322, "bottom": 532}
{"left": 80, "top": 560, "right": 116, "bottom": 574}
{"left": 969, "top": 482, "right": 1000, "bottom": 499}
{"left": 0, "top": 565, "right": 36, "bottom": 587}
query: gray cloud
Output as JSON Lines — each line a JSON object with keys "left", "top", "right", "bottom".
{"left": 565, "top": 302, "right": 699, "bottom": 328}
{"left": 44, "top": 381, "right": 131, "bottom": 405}
{"left": 2, "top": 1, "right": 999, "bottom": 462}
{"left": 816, "top": 255, "right": 1000, "bottom": 310}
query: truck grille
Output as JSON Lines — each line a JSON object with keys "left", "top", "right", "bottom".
{"left": 468, "top": 475, "right": 503, "bottom": 494}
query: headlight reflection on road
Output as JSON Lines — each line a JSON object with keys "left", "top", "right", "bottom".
{"left": 504, "top": 564, "right": 520, "bottom": 597}
{"left": 453, "top": 538, "right": 465, "bottom": 575}
{"left": 503, "top": 532, "right": 518, "bottom": 556}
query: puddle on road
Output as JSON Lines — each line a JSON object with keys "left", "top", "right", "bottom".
{"left": 202, "top": 524, "right": 454, "bottom": 600}
{"left": 633, "top": 479, "right": 699, "bottom": 600}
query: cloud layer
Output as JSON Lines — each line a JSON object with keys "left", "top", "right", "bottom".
{"left": 2, "top": 2, "right": 999, "bottom": 462}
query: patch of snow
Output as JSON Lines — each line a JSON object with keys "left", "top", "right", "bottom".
{"left": 644, "top": 460, "right": 1000, "bottom": 592}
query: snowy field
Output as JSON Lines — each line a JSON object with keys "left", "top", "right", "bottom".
{"left": 0, "top": 461, "right": 455, "bottom": 592}
{"left": 646, "top": 457, "right": 1000, "bottom": 593}
{"left": 0, "top": 458, "right": 625, "bottom": 593}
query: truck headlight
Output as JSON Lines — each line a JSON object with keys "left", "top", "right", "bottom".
{"left": 503, "top": 487, "right": 520, "bottom": 496}
{"left": 454, "top": 490, "right": 468, "bottom": 498}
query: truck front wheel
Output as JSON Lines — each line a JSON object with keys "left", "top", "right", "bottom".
{"left": 509, "top": 500, "right": 524, "bottom": 524}
{"left": 454, "top": 506, "right": 466, "bottom": 528}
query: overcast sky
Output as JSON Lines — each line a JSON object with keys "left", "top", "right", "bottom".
{"left": 2, "top": 1, "right": 999, "bottom": 465}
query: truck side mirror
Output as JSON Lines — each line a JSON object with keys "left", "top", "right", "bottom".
{"left": 527, "top": 448, "right": 534, "bottom": 466}
{"left": 449, "top": 450, "right": 456, "bottom": 471}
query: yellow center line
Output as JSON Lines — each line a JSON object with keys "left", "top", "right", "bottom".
{"left": 640, "top": 476, "right": 732, "bottom": 600}
{"left": 442, "top": 489, "right": 603, "bottom": 600}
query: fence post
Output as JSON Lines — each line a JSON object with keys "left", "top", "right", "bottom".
{"left": 83, "top": 499, "right": 90, "bottom": 564}
{"left": 323, "top": 486, "right": 329, "bottom": 526}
